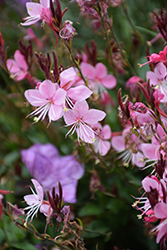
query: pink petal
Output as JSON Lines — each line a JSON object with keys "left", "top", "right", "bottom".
{"left": 111, "top": 135, "right": 125, "bottom": 152}
{"left": 14, "top": 50, "right": 28, "bottom": 71}
{"left": 39, "top": 80, "right": 56, "bottom": 99}
{"left": 21, "top": 17, "right": 41, "bottom": 26}
{"left": 102, "top": 124, "right": 111, "bottom": 139}
{"left": 48, "top": 104, "right": 63, "bottom": 121}
{"left": 31, "top": 179, "right": 43, "bottom": 200}
{"left": 154, "top": 62, "right": 167, "bottom": 80}
{"left": 132, "top": 152, "right": 145, "bottom": 167}
{"left": 80, "top": 62, "right": 95, "bottom": 79}
{"left": 83, "top": 109, "right": 106, "bottom": 125}
{"left": 64, "top": 109, "right": 76, "bottom": 125}
{"left": 141, "top": 143, "right": 159, "bottom": 160}
{"left": 52, "top": 88, "right": 66, "bottom": 105}
{"left": 77, "top": 123, "right": 95, "bottom": 143}
{"left": 7, "top": 59, "right": 20, "bottom": 73}
{"left": 24, "top": 194, "right": 40, "bottom": 205}
{"left": 101, "top": 75, "right": 117, "bottom": 89}
{"left": 156, "top": 223, "right": 167, "bottom": 243}
{"left": 26, "top": 3, "right": 43, "bottom": 17}
{"left": 95, "top": 63, "right": 107, "bottom": 79}
{"left": 67, "top": 85, "right": 92, "bottom": 101}
{"left": 16, "top": 72, "right": 27, "bottom": 81}
{"left": 142, "top": 176, "right": 159, "bottom": 192}
{"left": 146, "top": 71, "right": 158, "bottom": 86}
{"left": 40, "top": 0, "right": 50, "bottom": 8}
{"left": 40, "top": 204, "right": 52, "bottom": 217}
{"left": 73, "top": 100, "right": 89, "bottom": 117}
{"left": 154, "top": 202, "right": 167, "bottom": 219}
{"left": 25, "top": 89, "right": 48, "bottom": 106}
{"left": 98, "top": 140, "right": 110, "bottom": 156}
{"left": 60, "top": 67, "right": 77, "bottom": 89}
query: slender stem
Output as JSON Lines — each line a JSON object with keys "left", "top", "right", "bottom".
{"left": 65, "top": 41, "right": 88, "bottom": 87}
{"left": 89, "top": 144, "right": 109, "bottom": 169}
{"left": 107, "top": 21, "right": 137, "bottom": 76}
{"left": 96, "top": 3, "right": 115, "bottom": 73}
{"left": 122, "top": 0, "right": 139, "bottom": 38}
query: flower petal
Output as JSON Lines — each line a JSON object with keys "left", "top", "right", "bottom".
{"left": 67, "top": 85, "right": 92, "bottom": 101}
{"left": 83, "top": 109, "right": 106, "bottom": 124}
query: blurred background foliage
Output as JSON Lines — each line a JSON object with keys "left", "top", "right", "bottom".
{"left": 0, "top": 0, "right": 167, "bottom": 249}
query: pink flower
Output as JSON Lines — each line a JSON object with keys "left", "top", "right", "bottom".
{"left": 111, "top": 126, "right": 145, "bottom": 167}
{"left": 153, "top": 202, "right": 167, "bottom": 243}
{"left": 146, "top": 62, "right": 167, "bottom": 103}
{"left": 60, "top": 67, "right": 92, "bottom": 104}
{"left": 80, "top": 62, "right": 117, "bottom": 92}
{"left": 139, "top": 46, "right": 167, "bottom": 67}
{"left": 6, "top": 50, "right": 28, "bottom": 81}
{"left": 92, "top": 123, "right": 111, "bottom": 156}
{"left": 64, "top": 100, "right": 106, "bottom": 143}
{"left": 24, "top": 179, "right": 44, "bottom": 223}
{"left": 25, "top": 80, "right": 66, "bottom": 123}
{"left": 21, "top": 0, "right": 51, "bottom": 26}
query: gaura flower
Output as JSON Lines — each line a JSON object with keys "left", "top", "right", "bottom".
{"left": 21, "top": 0, "right": 51, "bottom": 26}
{"left": 64, "top": 100, "right": 106, "bottom": 143}
{"left": 25, "top": 80, "right": 66, "bottom": 123}
{"left": 24, "top": 179, "right": 52, "bottom": 223}
{"left": 147, "top": 62, "right": 167, "bottom": 103}
{"left": 92, "top": 123, "right": 111, "bottom": 156}
{"left": 6, "top": 50, "right": 28, "bottom": 81}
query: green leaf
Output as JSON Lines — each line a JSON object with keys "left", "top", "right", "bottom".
{"left": 78, "top": 203, "right": 102, "bottom": 217}
{"left": 11, "top": 242, "right": 38, "bottom": 250}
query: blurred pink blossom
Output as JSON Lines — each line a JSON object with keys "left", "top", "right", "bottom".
{"left": 6, "top": 50, "right": 28, "bottom": 81}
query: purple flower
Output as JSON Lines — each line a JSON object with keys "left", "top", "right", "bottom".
{"left": 21, "top": 143, "right": 84, "bottom": 203}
